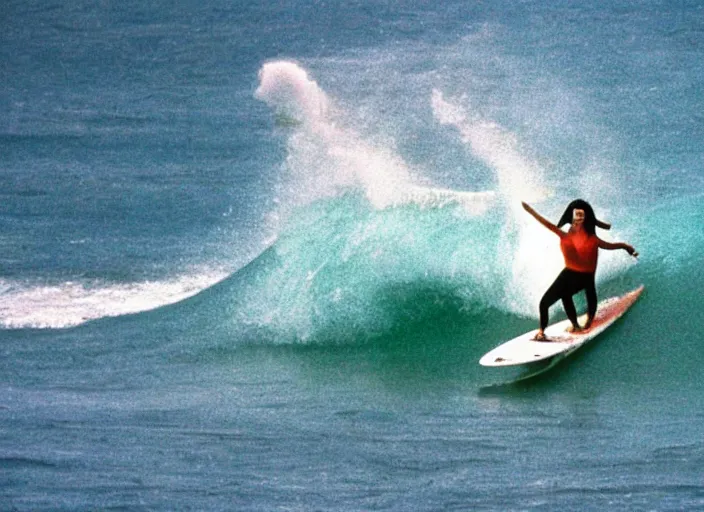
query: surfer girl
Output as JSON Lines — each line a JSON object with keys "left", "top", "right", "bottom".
{"left": 522, "top": 199, "right": 638, "bottom": 341}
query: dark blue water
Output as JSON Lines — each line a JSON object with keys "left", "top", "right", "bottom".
{"left": 2, "top": 1, "right": 704, "bottom": 510}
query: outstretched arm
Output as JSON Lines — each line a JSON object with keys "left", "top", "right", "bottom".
{"left": 521, "top": 202, "right": 564, "bottom": 237}
{"left": 598, "top": 238, "right": 639, "bottom": 258}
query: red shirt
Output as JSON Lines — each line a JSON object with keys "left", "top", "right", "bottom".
{"left": 560, "top": 230, "right": 599, "bottom": 273}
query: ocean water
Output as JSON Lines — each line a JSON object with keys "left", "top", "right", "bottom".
{"left": 2, "top": 0, "right": 704, "bottom": 510}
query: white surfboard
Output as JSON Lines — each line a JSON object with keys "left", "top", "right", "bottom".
{"left": 480, "top": 285, "right": 644, "bottom": 374}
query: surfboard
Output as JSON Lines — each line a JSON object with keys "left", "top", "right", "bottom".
{"left": 479, "top": 285, "right": 644, "bottom": 382}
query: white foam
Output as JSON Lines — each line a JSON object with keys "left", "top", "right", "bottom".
{"left": 255, "top": 60, "right": 495, "bottom": 214}
{"left": 431, "top": 89, "right": 551, "bottom": 204}
{"left": 397, "top": 186, "right": 496, "bottom": 214}
{"left": 255, "top": 61, "right": 329, "bottom": 126}
{"left": 0, "top": 270, "right": 227, "bottom": 329}
{"left": 431, "top": 89, "right": 565, "bottom": 314}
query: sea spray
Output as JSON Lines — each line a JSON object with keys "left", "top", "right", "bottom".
{"left": 255, "top": 61, "right": 330, "bottom": 127}
{"left": 255, "top": 60, "right": 495, "bottom": 214}
{"left": 431, "top": 89, "right": 559, "bottom": 315}
{"left": 255, "top": 60, "right": 414, "bottom": 210}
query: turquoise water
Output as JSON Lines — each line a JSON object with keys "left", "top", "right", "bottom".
{"left": 2, "top": 1, "right": 704, "bottom": 510}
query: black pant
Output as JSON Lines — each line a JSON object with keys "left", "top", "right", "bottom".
{"left": 540, "top": 268, "right": 597, "bottom": 330}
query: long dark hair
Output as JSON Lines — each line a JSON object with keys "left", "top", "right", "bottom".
{"left": 557, "top": 199, "right": 610, "bottom": 236}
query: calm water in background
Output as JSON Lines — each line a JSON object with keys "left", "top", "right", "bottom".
{"left": 2, "top": 1, "right": 704, "bottom": 510}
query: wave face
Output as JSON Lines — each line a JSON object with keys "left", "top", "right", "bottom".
{"left": 171, "top": 191, "right": 704, "bottom": 381}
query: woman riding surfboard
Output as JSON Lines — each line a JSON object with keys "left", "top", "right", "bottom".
{"left": 522, "top": 199, "right": 638, "bottom": 342}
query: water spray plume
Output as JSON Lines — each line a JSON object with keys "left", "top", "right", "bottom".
{"left": 255, "top": 61, "right": 494, "bottom": 212}
{"left": 255, "top": 61, "right": 329, "bottom": 126}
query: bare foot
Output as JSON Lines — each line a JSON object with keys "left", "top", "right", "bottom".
{"left": 566, "top": 324, "right": 583, "bottom": 333}
{"left": 533, "top": 331, "right": 550, "bottom": 342}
